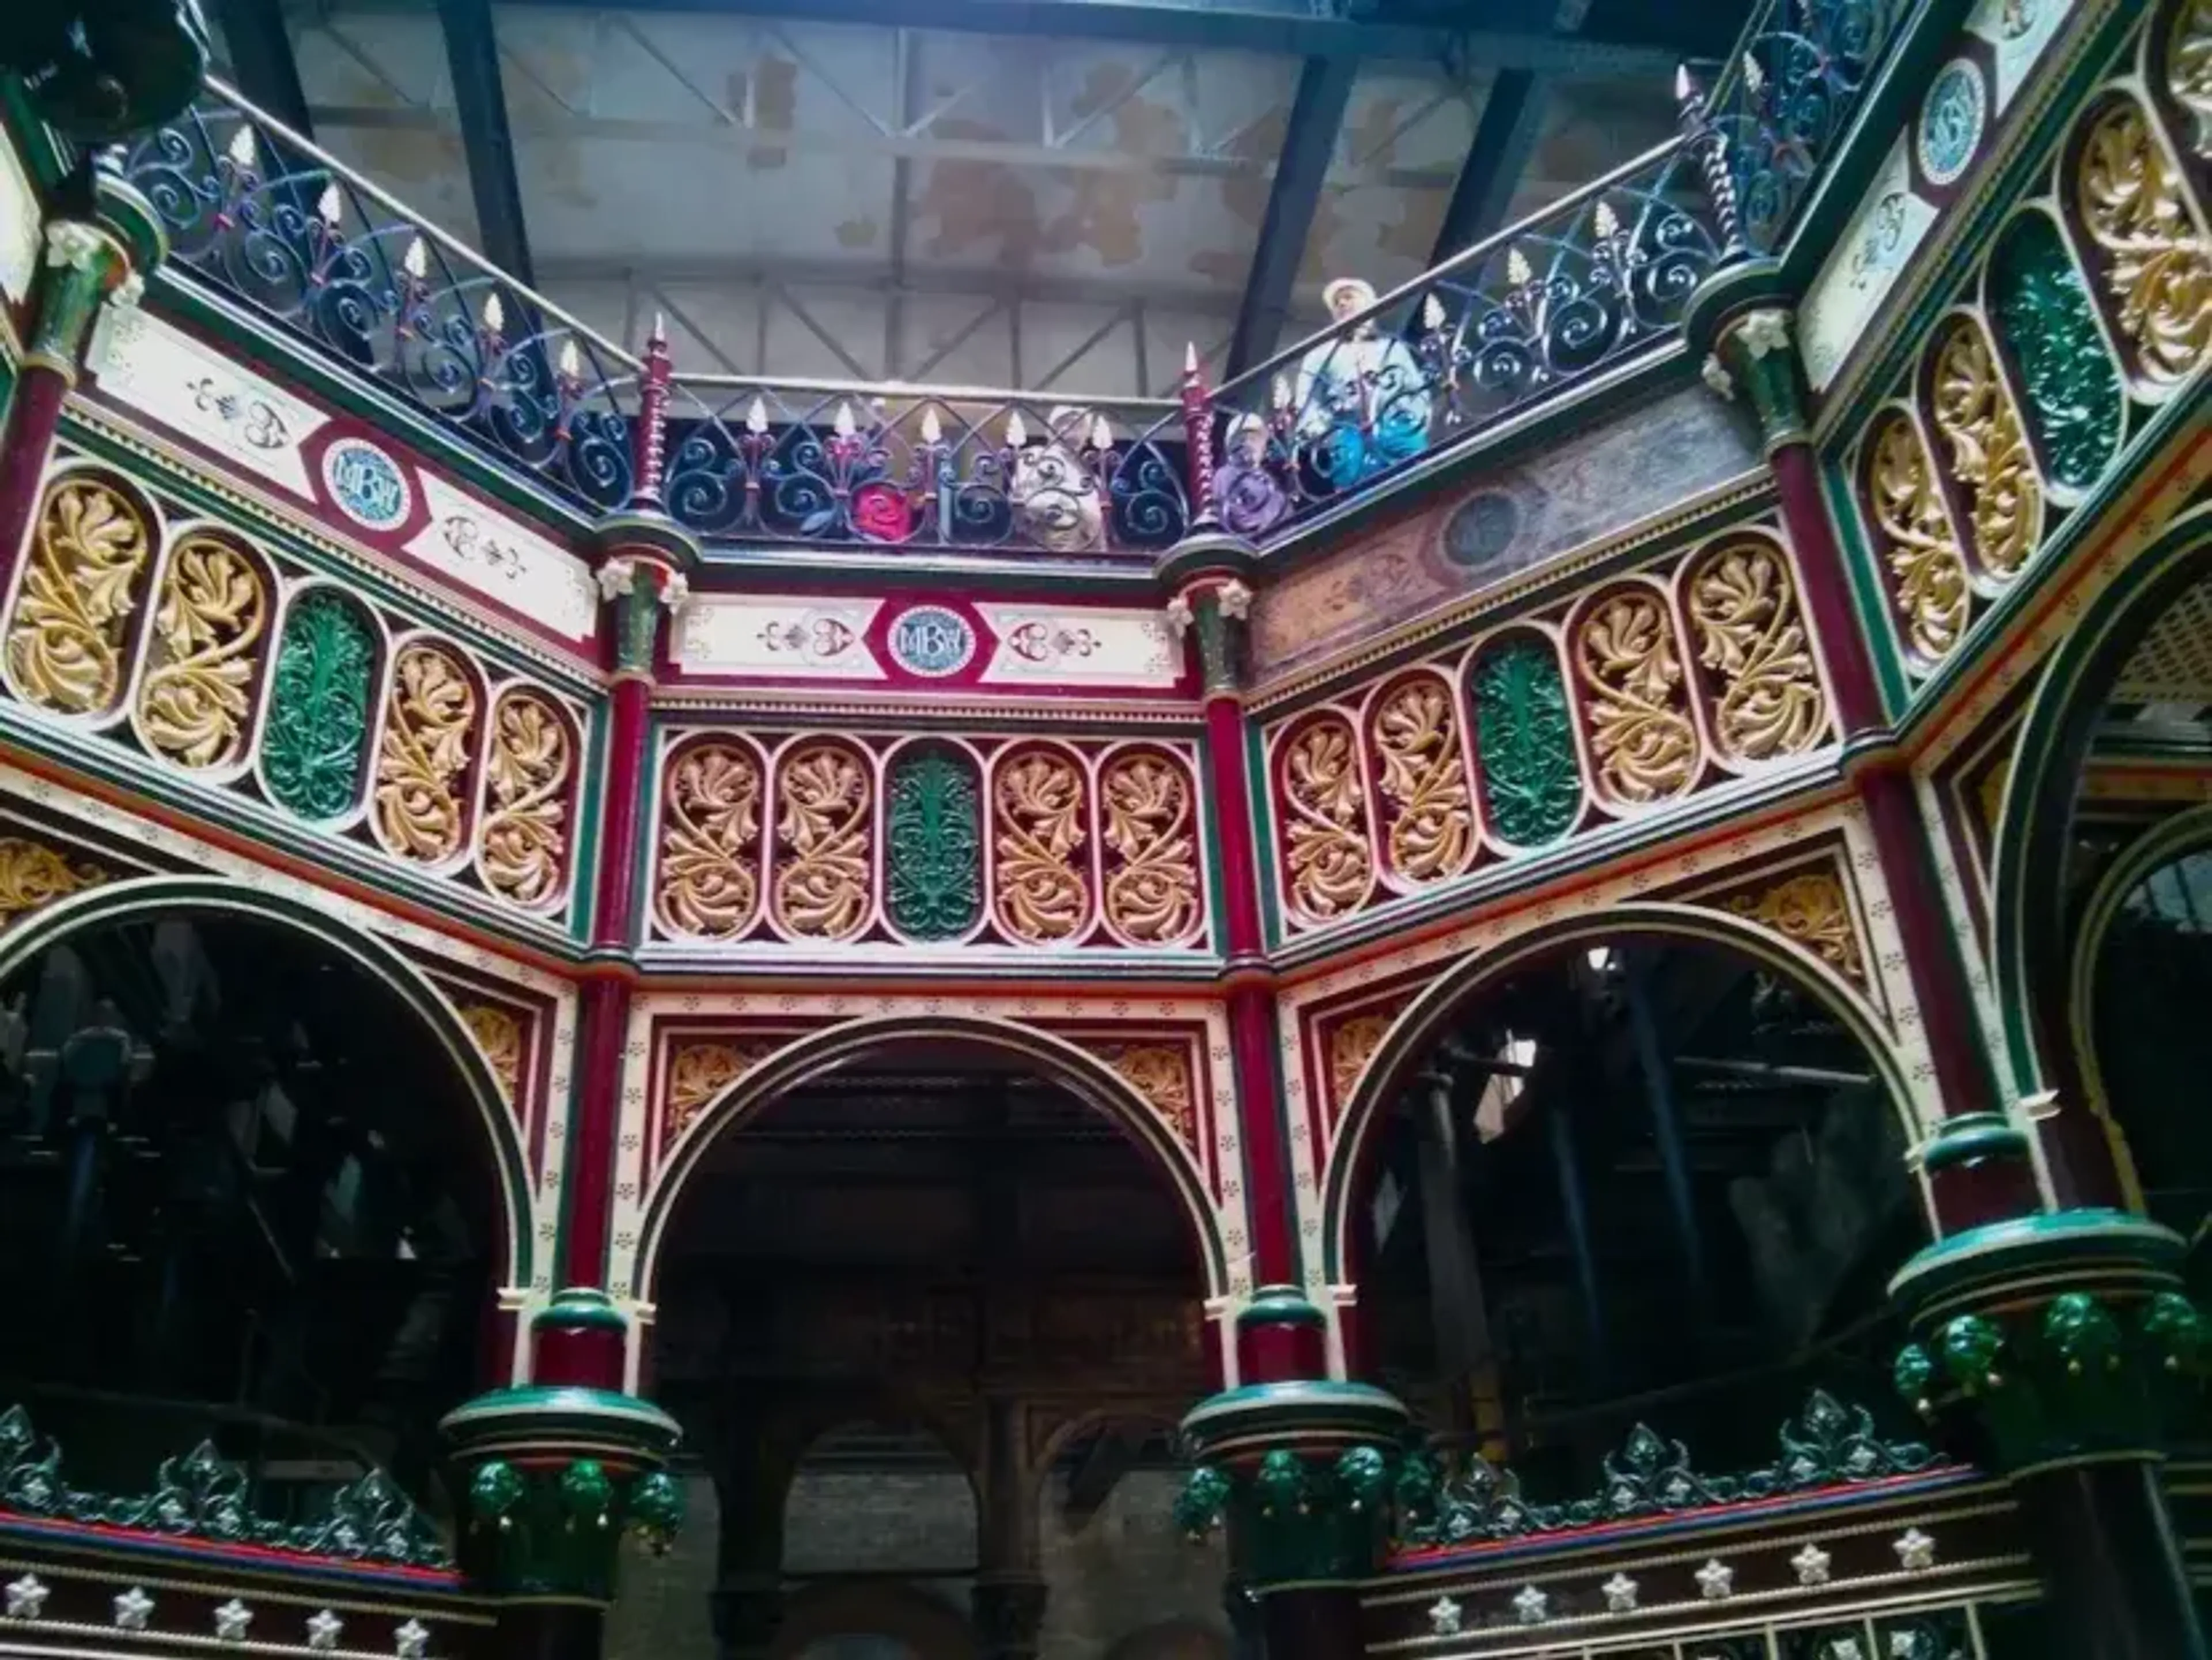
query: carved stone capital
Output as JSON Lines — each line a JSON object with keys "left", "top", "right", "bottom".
{"left": 1171, "top": 576, "right": 1253, "bottom": 695}
{"left": 1710, "top": 306, "right": 1809, "bottom": 453}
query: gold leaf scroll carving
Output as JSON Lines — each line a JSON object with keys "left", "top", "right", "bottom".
{"left": 1866, "top": 414, "right": 1971, "bottom": 666}
{"left": 1097, "top": 1043, "right": 1195, "bottom": 1148}
{"left": 1100, "top": 750, "right": 1201, "bottom": 945}
{"left": 774, "top": 742, "right": 873, "bottom": 940}
{"left": 994, "top": 748, "right": 1091, "bottom": 942}
{"left": 1687, "top": 543, "right": 1829, "bottom": 763}
{"left": 0, "top": 836, "right": 109, "bottom": 928}
{"left": 6, "top": 476, "right": 153, "bottom": 715}
{"left": 374, "top": 644, "right": 479, "bottom": 862}
{"left": 137, "top": 536, "right": 268, "bottom": 768}
{"left": 2078, "top": 95, "right": 2212, "bottom": 385}
{"left": 1369, "top": 677, "right": 1474, "bottom": 881}
{"left": 665, "top": 1039, "right": 777, "bottom": 1149}
{"left": 479, "top": 691, "right": 573, "bottom": 907}
{"left": 461, "top": 1003, "right": 524, "bottom": 1102}
{"left": 2176, "top": 0, "right": 2212, "bottom": 158}
{"left": 1574, "top": 590, "right": 1697, "bottom": 806}
{"left": 1725, "top": 869, "right": 1866, "bottom": 986}
{"left": 1930, "top": 317, "right": 2042, "bottom": 576}
{"left": 1281, "top": 715, "right": 1374, "bottom": 921}
{"left": 1328, "top": 1011, "right": 1397, "bottom": 1110}
{"left": 658, "top": 742, "right": 763, "bottom": 938}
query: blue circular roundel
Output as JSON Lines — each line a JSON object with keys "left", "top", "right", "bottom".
{"left": 889, "top": 605, "right": 976, "bottom": 678}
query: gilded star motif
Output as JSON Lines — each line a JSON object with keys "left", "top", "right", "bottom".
{"left": 1601, "top": 1572, "right": 1639, "bottom": 1612}
{"left": 1426, "top": 1597, "right": 1461, "bottom": 1636}
{"left": 1694, "top": 1558, "right": 1735, "bottom": 1600}
{"left": 113, "top": 1587, "right": 155, "bottom": 1631}
{"left": 5, "top": 1575, "right": 47, "bottom": 1620}
{"left": 1510, "top": 1584, "right": 1549, "bottom": 1625}
{"left": 395, "top": 1620, "right": 431, "bottom": 1660}
{"left": 308, "top": 1609, "right": 345, "bottom": 1651}
{"left": 214, "top": 1599, "right": 253, "bottom": 1643}
{"left": 1791, "top": 1542, "right": 1833, "bottom": 1586}
{"left": 1893, "top": 1527, "right": 1936, "bottom": 1571}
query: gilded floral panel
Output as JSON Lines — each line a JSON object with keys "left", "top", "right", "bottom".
{"left": 1274, "top": 710, "right": 1376, "bottom": 924}
{"left": 1365, "top": 672, "right": 1476, "bottom": 886}
{"left": 1859, "top": 411, "right": 1971, "bottom": 669}
{"left": 2069, "top": 90, "right": 2211, "bottom": 392}
{"left": 476, "top": 687, "right": 576, "bottom": 910}
{"left": 1683, "top": 539, "right": 1830, "bottom": 765}
{"left": 1567, "top": 583, "right": 1699, "bottom": 809}
{"left": 770, "top": 740, "right": 874, "bottom": 941}
{"left": 4, "top": 472, "right": 157, "bottom": 718}
{"left": 372, "top": 640, "right": 482, "bottom": 866}
{"left": 1097, "top": 745, "right": 1204, "bottom": 948}
{"left": 132, "top": 531, "right": 272, "bottom": 772}
{"left": 656, "top": 737, "right": 767, "bottom": 939}
{"left": 991, "top": 742, "right": 1093, "bottom": 945}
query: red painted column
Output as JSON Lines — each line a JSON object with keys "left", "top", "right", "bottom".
{"left": 1710, "top": 308, "right": 2043, "bottom": 1230}
{"left": 550, "top": 323, "right": 698, "bottom": 1385}
{"left": 0, "top": 217, "right": 143, "bottom": 595}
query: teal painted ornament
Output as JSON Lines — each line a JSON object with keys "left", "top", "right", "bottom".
{"left": 262, "top": 590, "right": 375, "bottom": 821}
{"left": 468, "top": 1460, "right": 524, "bottom": 1529}
{"left": 1472, "top": 635, "right": 1581, "bottom": 847}
{"left": 1938, "top": 1313, "right": 2005, "bottom": 1392}
{"left": 1253, "top": 1449, "right": 1306, "bottom": 1519}
{"left": 2141, "top": 1291, "right": 2207, "bottom": 1373}
{"left": 1915, "top": 59, "right": 1986, "bottom": 188}
{"left": 1334, "top": 1445, "right": 1387, "bottom": 1513}
{"left": 1173, "top": 1465, "right": 1230, "bottom": 1541}
{"left": 559, "top": 1458, "right": 613, "bottom": 1528}
{"left": 1990, "top": 213, "right": 2123, "bottom": 491}
{"left": 628, "top": 1469, "right": 685, "bottom": 1553}
{"left": 885, "top": 747, "right": 983, "bottom": 939}
{"left": 2042, "top": 1291, "right": 2122, "bottom": 1377}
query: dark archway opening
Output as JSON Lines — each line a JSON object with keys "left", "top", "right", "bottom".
{"left": 0, "top": 908, "right": 501, "bottom": 1513}
{"left": 1351, "top": 937, "right": 1923, "bottom": 1496}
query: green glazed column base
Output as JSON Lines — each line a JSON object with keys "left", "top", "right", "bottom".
{"left": 1174, "top": 1379, "right": 1411, "bottom": 1590}
{"left": 1888, "top": 1209, "right": 2208, "bottom": 1476}
{"left": 441, "top": 1385, "right": 687, "bottom": 1605}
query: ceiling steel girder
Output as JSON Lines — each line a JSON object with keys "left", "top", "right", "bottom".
{"left": 1225, "top": 52, "right": 1356, "bottom": 378}
{"left": 211, "top": 0, "right": 316, "bottom": 135}
{"left": 1428, "top": 66, "right": 1549, "bottom": 264}
{"left": 437, "top": 0, "right": 536, "bottom": 283}
{"left": 339, "top": 0, "right": 1700, "bottom": 77}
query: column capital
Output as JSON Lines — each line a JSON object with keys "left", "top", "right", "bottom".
{"left": 1700, "top": 305, "right": 1810, "bottom": 454}
{"left": 588, "top": 532, "right": 698, "bottom": 676}
{"left": 1166, "top": 574, "right": 1253, "bottom": 696}
{"left": 26, "top": 211, "right": 140, "bottom": 384}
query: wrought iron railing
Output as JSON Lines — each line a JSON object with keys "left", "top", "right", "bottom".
{"left": 112, "top": 0, "right": 1914, "bottom": 562}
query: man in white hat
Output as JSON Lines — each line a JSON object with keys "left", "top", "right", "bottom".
{"left": 1290, "top": 276, "right": 1434, "bottom": 486}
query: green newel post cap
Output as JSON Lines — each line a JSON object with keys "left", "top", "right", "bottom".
{"left": 440, "top": 1381, "right": 685, "bottom": 1605}
{"left": 1233, "top": 1286, "right": 1327, "bottom": 1331}
{"left": 532, "top": 1285, "right": 632, "bottom": 1337}
{"left": 1888, "top": 1209, "right": 2208, "bottom": 1475}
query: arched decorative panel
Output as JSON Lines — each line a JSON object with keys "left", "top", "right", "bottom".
{"left": 1923, "top": 314, "right": 2045, "bottom": 581}
{"left": 4, "top": 469, "right": 160, "bottom": 719}
{"left": 1986, "top": 210, "right": 2126, "bottom": 494}
{"left": 372, "top": 639, "right": 484, "bottom": 866}
{"left": 1364, "top": 672, "right": 1476, "bottom": 885}
{"left": 1275, "top": 710, "right": 1377, "bottom": 923}
{"left": 884, "top": 740, "right": 984, "bottom": 942}
{"left": 1682, "top": 539, "right": 1830, "bottom": 765}
{"left": 132, "top": 527, "right": 274, "bottom": 771}
{"left": 1861, "top": 410, "right": 1971, "bottom": 667}
{"left": 260, "top": 586, "right": 380, "bottom": 823}
{"left": 1567, "top": 583, "right": 1698, "bottom": 809}
{"left": 770, "top": 738, "right": 875, "bottom": 942}
{"left": 991, "top": 742, "right": 1093, "bottom": 944}
{"left": 475, "top": 686, "right": 578, "bottom": 909}
{"left": 1468, "top": 631, "right": 1581, "bottom": 848}
{"left": 2066, "top": 90, "right": 2210, "bottom": 393}
{"left": 1097, "top": 745, "right": 1204, "bottom": 948}
{"left": 656, "top": 736, "right": 767, "bottom": 939}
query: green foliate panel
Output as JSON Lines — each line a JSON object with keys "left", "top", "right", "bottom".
{"left": 262, "top": 590, "right": 376, "bottom": 821}
{"left": 886, "top": 746, "right": 982, "bottom": 940}
{"left": 1990, "top": 213, "right": 2124, "bottom": 492}
{"left": 1472, "top": 635, "right": 1581, "bottom": 848}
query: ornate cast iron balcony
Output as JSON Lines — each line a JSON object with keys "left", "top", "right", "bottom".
{"left": 115, "top": 0, "right": 1902, "bottom": 560}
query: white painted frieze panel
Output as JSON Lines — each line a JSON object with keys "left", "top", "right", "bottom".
{"left": 404, "top": 471, "right": 600, "bottom": 644}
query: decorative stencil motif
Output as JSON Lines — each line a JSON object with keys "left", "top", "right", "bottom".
{"left": 320, "top": 438, "right": 413, "bottom": 532}
{"left": 1099, "top": 749, "right": 1202, "bottom": 946}
{"left": 6, "top": 473, "right": 154, "bottom": 717}
{"left": 1725, "top": 867, "right": 1868, "bottom": 987}
{"left": 461, "top": 1003, "right": 524, "bottom": 1103}
{"left": 478, "top": 691, "right": 574, "bottom": 908}
{"left": 1863, "top": 413, "right": 1971, "bottom": 666}
{"left": 1917, "top": 58, "right": 1988, "bottom": 187}
{"left": 993, "top": 745, "right": 1092, "bottom": 943}
{"left": 1571, "top": 589, "right": 1698, "bottom": 807}
{"left": 664, "top": 1039, "right": 779, "bottom": 1150}
{"left": 260, "top": 590, "right": 376, "bottom": 820}
{"left": 656, "top": 741, "right": 765, "bottom": 939}
{"left": 1472, "top": 634, "right": 1581, "bottom": 847}
{"left": 1368, "top": 674, "right": 1475, "bottom": 884}
{"left": 772, "top": 742, "right": 874, "bottom": 941}
{"left": 887, "top": 605, "right": 978, "bottom": 677}
{"left": 137, "top": 535, "right": 269, "bottom": 769}
{"left": 373, "top": 643, "right": 479, "bottom": 865}
{"left": 0, "top": 836, "right": 110, "bottom": 929}
{"left": 1327, "top": 1010, "right": 1400, "bottom": 1111}
{"left": 885, "top": 745, "right": 983, "bottom": 941}
{"left": 1685, "top": 541, "right": 1830, "bottom": 764}
{"left": 1278, "top": 713, "right": 1376, "bottom": 922}
{"left": 1094, "top": 1042, "right": 1196, "bottom": 1149}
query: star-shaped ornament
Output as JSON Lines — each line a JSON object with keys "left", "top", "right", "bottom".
{"left": 1426, "top": 1597, "right": 1461, "bottom": 1636}
{"left": 5, "top": 1575, "right": 47, "bottom": 1620}
{"left": 1510, "top": 1585, "right": 1548, "bottom": 1625}
{"left": 1791, "top": 1542, "right": 1833, "bottom": 1586}
{"left": 214, "top": 1600, "right": 253, "bottom": 1643}
{"left": 1601, "top": 1572, "right": 1639, "bottom": 1612}
{"left": 113, "top": 1587, "right": 156, "bottom": 1631}
{"left": 394, "top": 1620, "right": 431, "bottom": 1660}
{"left": 308, "top": 1609, "right": 345, "bottom": 1651}
{"left": 1893, "top": 1527, "right": 1936, "bottom": 1571}
{"left": 1694, "top": 1558, "right": 1734, "bottom": 1600}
